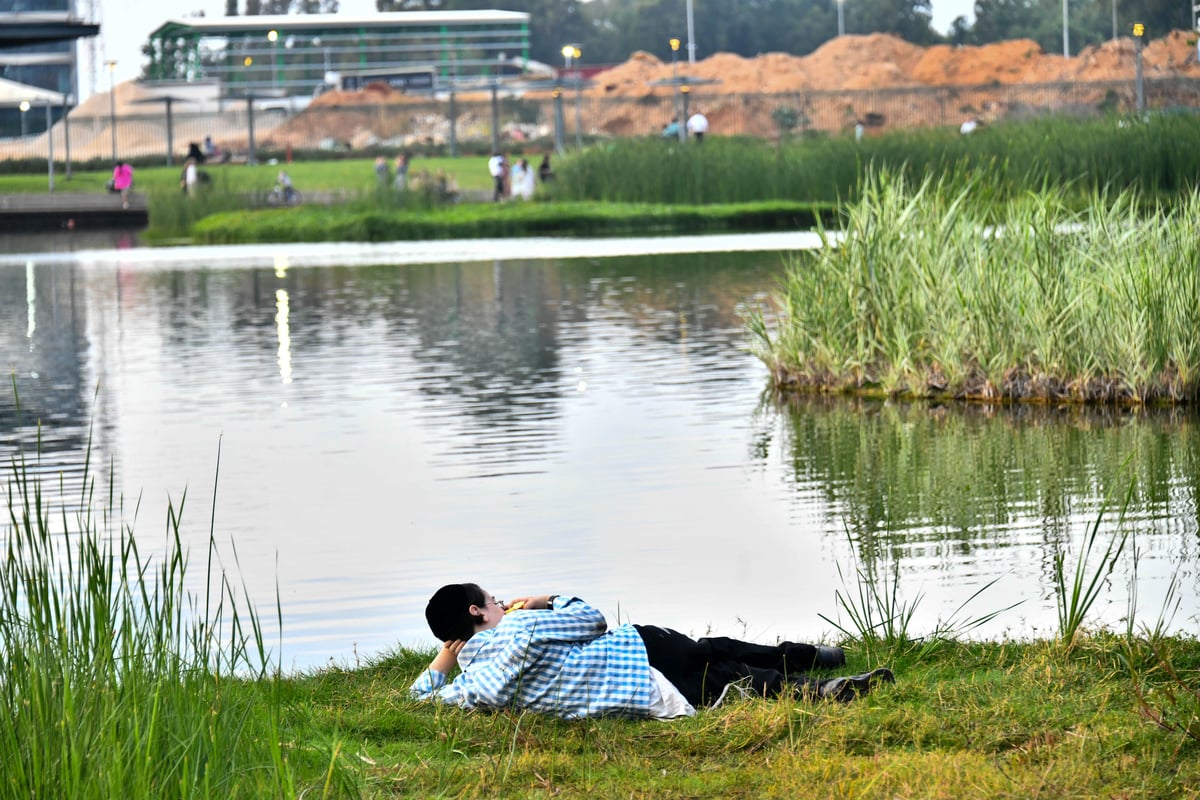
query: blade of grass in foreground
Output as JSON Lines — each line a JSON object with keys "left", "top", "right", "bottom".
{"left": 0, "top": 396, "right": 360, "bottom": 798}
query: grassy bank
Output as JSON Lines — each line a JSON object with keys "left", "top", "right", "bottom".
{"left": 5, "top": 421, "right": 1200, "bottom": 797}
{"left": 748, "top": 170, "right": 1200, "bottom": 405}
{"left": 188, "top": 199, "right": 832, "bottom": 243}
{"left": 0, "top": 156, "right": 492, "bottom": 196}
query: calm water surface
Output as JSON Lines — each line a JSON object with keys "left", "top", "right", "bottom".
{"left": 2, "top": 238, "right": 1198, "bottom": 671}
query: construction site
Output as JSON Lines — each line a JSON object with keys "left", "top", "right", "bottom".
{"left": 2, "top": 29, "right": 1199, "bottom": 164}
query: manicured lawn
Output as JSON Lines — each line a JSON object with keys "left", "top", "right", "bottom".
{"left": 0, "top": 155, "right": 494, "bottom": 195}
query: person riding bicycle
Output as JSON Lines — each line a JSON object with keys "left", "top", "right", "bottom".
{"left": 274, "top": 170, "right": 298, "bottom": 204}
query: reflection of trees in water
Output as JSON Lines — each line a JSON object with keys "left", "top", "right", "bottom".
{"left": 769, "top": 394, "right": 1200, "bottom": 574}
{"left": 553, "top": 251, "right": 786, "bottom": 359}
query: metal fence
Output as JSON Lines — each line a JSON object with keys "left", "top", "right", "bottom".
{"left": 3, "top": 76, "right": 1198, "bottom": 166}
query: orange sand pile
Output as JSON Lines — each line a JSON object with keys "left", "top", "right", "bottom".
{"left": 4, "top": 31, "right": 1197, "bottom": 160}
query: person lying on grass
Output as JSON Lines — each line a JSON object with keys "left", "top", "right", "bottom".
{"left": 409, "top": 584, "right": 894, "bottom": 720}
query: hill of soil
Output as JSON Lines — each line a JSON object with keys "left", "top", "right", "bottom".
{"left": 4, "top": 30, "right": 1197, "bottom": 161}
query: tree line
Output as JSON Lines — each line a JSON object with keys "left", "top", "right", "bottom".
{"left": 222, "top": 0, "right": 1194, "bottom": 67}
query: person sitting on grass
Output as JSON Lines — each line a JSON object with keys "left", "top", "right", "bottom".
{"left": 409, "top": 584, "right": 894, "bottom": 720}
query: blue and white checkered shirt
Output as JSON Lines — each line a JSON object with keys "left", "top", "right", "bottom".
{"left": 409, "top": 596, "right": 655, "bottom": 719}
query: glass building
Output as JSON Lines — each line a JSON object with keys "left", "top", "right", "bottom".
{"left": 0, "top": 0, "right": 97, "bottom": 137}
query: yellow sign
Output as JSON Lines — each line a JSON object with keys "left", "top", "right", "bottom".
{"left": 1133, "top": 22, "right": 1145, "bottom": 37}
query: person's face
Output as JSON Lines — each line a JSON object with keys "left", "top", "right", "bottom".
{"left": 470, "top": 589, "right": 505, "bottom": 631}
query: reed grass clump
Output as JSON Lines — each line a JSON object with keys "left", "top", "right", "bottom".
{"left": 0, "top": 426, "right": 358, "bottom": 798}
{"left": 548, "top": 114, "right": 1200, "bottom": 206}
{"left": 748, "top": 169, "right": 1200, "bottom": 405}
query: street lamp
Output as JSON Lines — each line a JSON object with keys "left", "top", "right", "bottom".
{"left": 267, "top": 29, "right": 280, "bottom": 89}
{"left": 669, "top": 38, "right": 685, "bottom": 143}
{"left": 837, "top": 0, "right": 845, "bottom": 37}
{"left": 562, "top": 44, "right": 582, "bottom": 150}
{"left": 19, "top": 101, "right": 29, "bottom": 137}
{"left": 1133, "top": 22, "right": 1145, "bottom": 111}
{"left": 106, "top": 59, "right": 117, "bottom": 160}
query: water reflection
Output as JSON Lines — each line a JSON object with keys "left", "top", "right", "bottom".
{"left": 2, "top": 248, "right": 1198, "bottom": 672}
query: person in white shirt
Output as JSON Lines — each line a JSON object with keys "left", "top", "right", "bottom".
{"left": 487, "top": 153, "right": 507, "bottom": 201}
{"left": 510, "top": 158, "right": 535, "bottom": 200}
{"left": 182, "top": 158, "right": 199, "bottom": 196}
{"left": 686, "top": 111, "right": 710, "bottom": 142}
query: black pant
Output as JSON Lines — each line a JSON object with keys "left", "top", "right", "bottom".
{"left": 635, "top": 625, "right": 821, "bottom": 707}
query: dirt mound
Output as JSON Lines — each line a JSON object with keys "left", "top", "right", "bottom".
{"left": 7, "top": 29, "right": 1195, "bottom": 161}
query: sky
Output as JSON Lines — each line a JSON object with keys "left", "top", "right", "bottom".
{"left": 80, "top": 0, "right": 976, "bottom": 100}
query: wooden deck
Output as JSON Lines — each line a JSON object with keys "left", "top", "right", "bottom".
{"left": 0, "top": 193, "right": 149, "bottom": 232}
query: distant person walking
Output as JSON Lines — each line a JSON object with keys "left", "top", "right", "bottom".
{"left": 375, "top": 155, "right": 390, "bottom": 186}
{"left": 686, "top": 110, "right": 709, "bottom": 142}
{"left": 538, "top": 154, "right": 554, "bottom": 183}
{"left": 393, "top": 153, "right": 409, "bottom": 191}
{"left": 488, "top": 152, "right": 507, "bottom": 202}
{"left": 181, "top": 158, "right": 199, "bottom": 196}
{"left": 511, "top": 158, "right": 535, "bottom": 200}
{"left": 108, "top": 161, "right": 133, "bottom": 209}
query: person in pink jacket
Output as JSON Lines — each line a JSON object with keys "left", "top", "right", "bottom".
{"left": 108, "top": 161, "right": 133, "bottom": 208}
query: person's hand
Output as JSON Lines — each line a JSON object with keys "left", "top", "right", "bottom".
{"left": 429, "top": 639, "right": 467, "bottom": 675}
{"left": 504, "top": 595, "right": 554, "bottom": 611}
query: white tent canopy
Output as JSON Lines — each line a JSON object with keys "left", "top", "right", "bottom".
{"left": 0, "top": 76, "right": 66, "bottom": 108}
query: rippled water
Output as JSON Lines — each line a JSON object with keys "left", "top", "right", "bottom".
{"left": 2, "top": 240, "right": 1197, "bottom": 671}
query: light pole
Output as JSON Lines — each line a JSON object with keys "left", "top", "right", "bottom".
{"left": 670, "top": 37, "right": 685, "bottom": 143}
{"left": 106, "top": 59, "right": 117, "bottom": 160}
{"left": 1133, "top": 22, "right": 1145, "bottom": 111}
{"left": 837, "top": 0, "right": 845, "bottom": 37}
{"left": 267, "top": 30, "right": 280, "bottom": 89}
{"left": 686, "top": 0, "right": 696, "bottom": 64}
{"left": 1062, "top": 0, "right": 1070, "bottom": 57}
{"left": 314, "top": 37, "right": 333, "bottom": 77}
{"left": 562, "top": 44, "right": 582, "bottom": 150}
{"left": 19, "top": 101, "right": 29, "bottom": 137}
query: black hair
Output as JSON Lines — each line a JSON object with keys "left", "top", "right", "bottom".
{"left": 425, "top": 582, "right": 487, "bottom": 641}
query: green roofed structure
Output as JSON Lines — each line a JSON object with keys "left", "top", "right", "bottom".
{"left": 144, "top": 10, "right": 532, "bottom": 99}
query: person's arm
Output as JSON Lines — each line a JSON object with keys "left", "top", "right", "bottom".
{"left": 503, "top": 595, "right": 607, "bottom": 641}
{"left": 503, "top": 594, "right": 555, "bottom": 611}
{"left": 409, "top": 639, "right": 468, "bottom": 701}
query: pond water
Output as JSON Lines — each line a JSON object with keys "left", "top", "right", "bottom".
{"left": 2, "top": 236, "right": 1198, "bottom": 673}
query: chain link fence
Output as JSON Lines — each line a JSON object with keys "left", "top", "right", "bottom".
{"left": 2, "top": 77, "right": 1198, "bottom": 166}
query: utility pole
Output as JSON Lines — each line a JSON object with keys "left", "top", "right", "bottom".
{"left": 686, "top": 0, "right": 696, "bottom": 64}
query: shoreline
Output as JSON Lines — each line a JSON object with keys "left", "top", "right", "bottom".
{"left": 0, "top": 229, "right": 826, "bottom": 268}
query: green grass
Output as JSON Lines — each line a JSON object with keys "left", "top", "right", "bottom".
{"left": 188, "top": 199, "right": 831, "bottom": 243}
{"left": 6, "top": 392, "right": 1200, "bottom": 798}
{"left": 291, "top": 634, "right": 1200, "bottom": 799}
{"left": 0, "top": 156, "right": 493, "bottom": 196}
{"left": 748, "top": 169, "right": 1200, "bottom": 405}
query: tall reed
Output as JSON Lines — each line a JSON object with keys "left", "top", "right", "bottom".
{"left": 0, "top": 410, "right": 354, "bottom": 797}
{"left": 550, "top": 114, "right": 1200, "bottom": 205}
{"left": 749, "top": 169, "right": 1200, "bottom": 404}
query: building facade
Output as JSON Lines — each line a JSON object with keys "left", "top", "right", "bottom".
{"left": 145, "top": 10, "right": 532, "bottom": 100}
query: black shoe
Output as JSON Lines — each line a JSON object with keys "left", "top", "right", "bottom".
{"left": 817, "top": 667, "right": 895, "bottom": 702}
{"left": 814, "top": 645, "right": 846, "bottom": 669}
